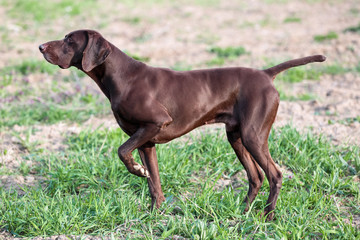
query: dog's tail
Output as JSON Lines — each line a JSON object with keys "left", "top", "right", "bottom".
{"left": 263, "top": 55, "right": 326, "bottom": 80}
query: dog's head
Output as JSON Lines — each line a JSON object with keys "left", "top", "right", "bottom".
{"left": 39, "top": 30, "right": 112, "bottom": 72}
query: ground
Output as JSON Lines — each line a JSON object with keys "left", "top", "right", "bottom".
{"left": 0, "top": 0, "right": 359, "bottom": 239}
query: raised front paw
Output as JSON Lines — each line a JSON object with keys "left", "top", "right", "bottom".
{"left": 133, "top": 163, "right": 150, "bottom": 178}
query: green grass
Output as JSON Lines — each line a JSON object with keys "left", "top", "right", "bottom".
{"left": 134, "top": 33, "right": 153, "bottom": 43}
{"left": 0, "top": 100, "right": 109, "bottom": 128}
{"left": 317, "top": 62, "right": 360, "bottom": 76}
{"left": 322, "top": 64, "right": 350, "bottom": 75}
{"left": 171, "top": 62, "right": 193, "bottom": 71}
{"left": 259, "top": 15, "right": 274, "bottom": 27}
{"left": 0, "top": 60, "right": 110, "bottom": 128}
{"left": 276, "top": 67, "right": 322, "bottom": 83}
{"left": 206, "top": 57, "right": 226, "bottom": 66}
{"left": 314, "top": 31, "right": 338, "bottom": 42}
{"left": 264, "top": 0, "right": 289, "bottom": 3}
{"left": 277, "top": 88, "right": 317, "bottom": 101}
{"left": 283, "top": 17, "right": 301, "bottom": 23}
{"left": 121, "top": 16, "right": 142, "bottom": 25}
{"left": 0, "top": 126, "right": 359, "bottom": 238}
{"left": 123, "top": 51, "right": 150, "bottom": 62}
{"left": 264, "top": 59, "right": 322, "bottom": 83}
{"left": 118, "top": 0, "right": 220, "bottom": 7}
{"left": 196, "top": 33, "right": 220, "bottom": 45}
{"left": 207, "top": 46, "right": 248, "bottom": 66}
{"left": 265, "top": 60, "right": 359, "bottom": 84}
{"left": 329, "top": 116, "right": 360, "bottom": 127}
{"left": 0, "top": 59, "right": 59, "bottom": 76}
{"left": 272, "top": 62, "right": 354, "bottom": 100}
{"left": 209, "top": 46, "right": 247, "bottom": 58}
{"left": 344, "top": 23, "right": 360, "bottom": 34}
{"left": 0, "top": 0, "right": 99, "bottom": 23}
{"left": 349, "top": 8, "right": 359, "bottom": 15}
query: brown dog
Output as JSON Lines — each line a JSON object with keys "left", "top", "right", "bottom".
{"left": 39, "top": 29, "right": 326, "bottom": 220}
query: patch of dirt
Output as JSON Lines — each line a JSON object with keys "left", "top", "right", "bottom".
{"left": 0, "top": 131, "right": 42, "bottom": 194}
{"left": 0, "top": 175, "right": 45, "bottom": 195}
{"left": 0, "top": 116, "right": 118, "bottom": 192}
{"left": 214, "top": 165, "right": 294, "bottom": 193}
{"left": 275, "top": 73, "right": 360, "bottom": 146}
{"left": 214, "top": 170, "right": 247, "bottom": 192}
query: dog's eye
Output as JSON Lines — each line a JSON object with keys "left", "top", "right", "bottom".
{"left": 65, "top": 35, "right": 73, "bottom": 43}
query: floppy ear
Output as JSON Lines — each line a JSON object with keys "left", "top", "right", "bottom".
{"left": 82, "top": 31, "right": 112, "bottom": 72}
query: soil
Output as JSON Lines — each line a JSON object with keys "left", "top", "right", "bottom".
{"left": 0, "top": 0, "right": 359, "bottom": 239}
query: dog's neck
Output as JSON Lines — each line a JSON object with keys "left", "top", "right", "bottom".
{"left": 82, "top": 44, "right": 146, "bottom": 101}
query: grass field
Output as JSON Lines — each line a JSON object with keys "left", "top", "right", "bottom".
{"left": 1, "top": 125, "right": 359, "bottom": 238}
{"left": 0, "top": 0, "right": 360, "bottom": 239}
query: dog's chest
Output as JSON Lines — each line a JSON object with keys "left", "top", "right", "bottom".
{"left": 112, "top": 111, "right": 138, "bottom": 135}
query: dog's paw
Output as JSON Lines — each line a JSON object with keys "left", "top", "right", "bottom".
{"left": 133, "top": 163, "right": 150, "bottom": 178}
{"left": 264, "top": 211, "right": 275, "bottom": 221}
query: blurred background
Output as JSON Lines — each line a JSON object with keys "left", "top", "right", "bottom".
{"left": 1, "top": 0, "right": 359, "bottom": 145}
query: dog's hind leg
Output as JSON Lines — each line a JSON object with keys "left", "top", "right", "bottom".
{"left": 238, "top": 86, "right": 282, "bottom": 220}
{"left": 226, "top": 130, "right": 264, "bottom": 211}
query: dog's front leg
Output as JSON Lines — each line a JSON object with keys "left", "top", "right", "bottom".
{"left": 117, "top": 125, "right": 161, "bottom": 178}
{"left": 138, "top": 144, "right": 165, "bottom": 210}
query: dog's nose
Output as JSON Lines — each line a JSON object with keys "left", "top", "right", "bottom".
{"left": 39, "top": 44, "right": 46, "bottom": 53}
